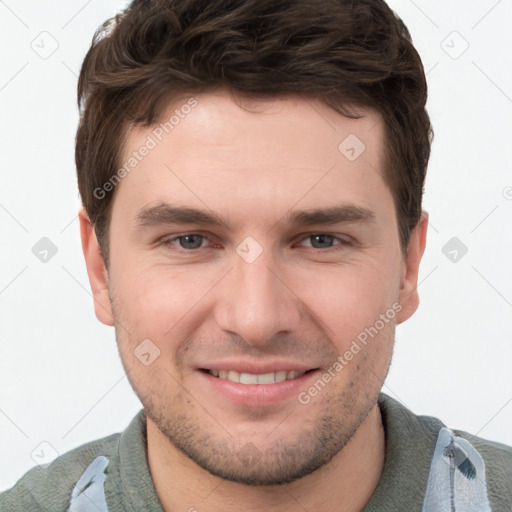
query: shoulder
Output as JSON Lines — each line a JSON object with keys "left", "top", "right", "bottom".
{"left": 0, "top": 432, "right": 120, "bottom": 512}
{"left": 376, "top": 393, "right": 512, "bottom": 511}
{"left": 413, "top": 408, "right": 512, "bottom": 498}
{"left": 452, "top": 427, "right": 512, "bottom": 507}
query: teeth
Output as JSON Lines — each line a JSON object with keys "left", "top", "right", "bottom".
{"left": 275, "top": 370, "right": 287, "bottom": 382}
{"left": 208, "top": 369, "right": 306, "bottom": 384}
{"left": 257, "top": 372, "right": 275, "bottom": 384}
{"left": 227, "top": 370, "right": 239, "bottom": 382}
{"left": 240, "top": 372, "right": 258, "bottom": 384}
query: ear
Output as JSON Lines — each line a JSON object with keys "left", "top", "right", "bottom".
{"left": 79, "top": 208, "right": 114, "bottom": 326}
{"left": 396, "top": 210, "right": 429, "bottom": 324}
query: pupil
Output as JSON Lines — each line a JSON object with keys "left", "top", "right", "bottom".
{"left": 312, "top": 235, "right": 333, "bottom": 248}
{"left": 180, "top": 235, "right": 202, "bottom": 249}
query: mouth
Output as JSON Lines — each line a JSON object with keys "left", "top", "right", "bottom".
{"left": 195, "top": 360, "right": 321, "bottom": 407}
{"left": 201, "top": 368, "right": 318, "bottom": 384}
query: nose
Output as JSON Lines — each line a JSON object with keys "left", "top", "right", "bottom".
{"left": 213, "top": 242, "right": 304, "bottom": 347}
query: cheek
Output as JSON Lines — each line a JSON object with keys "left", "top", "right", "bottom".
{"left": 112, "top": 247, "right": 401, "bottom": 355}
{"left": 294, "top": 262, "right": 399, "bottom": 343}
{"left": 295, "top": 265, "right": 393, "bottom": 308}
{"left": 112, "top": 264, "right": 216, "bottom": 346}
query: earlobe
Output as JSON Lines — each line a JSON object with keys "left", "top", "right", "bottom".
{"left": 79, "top": 208, "right": 115, "bottom": 326}
{"left": 396, "top": 211, "right": 429, "bottom": 325}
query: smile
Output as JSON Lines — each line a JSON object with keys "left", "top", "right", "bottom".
{"left": 206, "top": 369, "right": 309, "bottom": 384}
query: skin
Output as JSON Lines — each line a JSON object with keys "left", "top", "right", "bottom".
{"left": 80, "top": 89, "right": 428, "bottom": 511}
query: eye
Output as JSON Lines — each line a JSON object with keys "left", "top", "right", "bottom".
{"left": 162, "top": 233, "right": 210, "bottom": 252}
{"left": 297, "top": 234, "right": 350, "bottom": 251}
{"left": 159, "top": 232, "right": 351, "bottom": 255}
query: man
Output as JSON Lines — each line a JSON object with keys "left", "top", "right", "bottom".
{"left": 1, "top": 0, "right": 511, "bottom": 510}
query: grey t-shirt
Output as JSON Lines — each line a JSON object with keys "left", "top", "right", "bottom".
{"left": 1, "top": 393, "right": 511, "bottom": 511}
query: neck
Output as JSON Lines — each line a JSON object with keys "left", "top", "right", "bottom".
{"left": 147, "top": 403, "right": 385, "bottom": 512}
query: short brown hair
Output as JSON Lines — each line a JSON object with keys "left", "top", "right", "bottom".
{"left": 76, "top": 0, "right": 432, "bottom": 268}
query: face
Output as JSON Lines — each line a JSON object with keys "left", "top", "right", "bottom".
{"left": 81, "top": 89, "right": 427, "bottom": 485}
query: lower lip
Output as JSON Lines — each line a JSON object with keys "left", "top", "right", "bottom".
{"left": 197, "top": 370, "right": 319, "bottom": 407}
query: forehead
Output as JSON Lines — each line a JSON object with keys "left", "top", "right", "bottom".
{"left": 113, "top": 90, "right": 391, "bottom": 227}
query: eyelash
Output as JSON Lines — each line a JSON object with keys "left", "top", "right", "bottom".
{"left": 160, "top": 233, "right": 351, "bottom": 254}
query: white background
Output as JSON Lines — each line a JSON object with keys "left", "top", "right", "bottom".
{"left": 0, "top": 0, "right": 511, "bottom": 492}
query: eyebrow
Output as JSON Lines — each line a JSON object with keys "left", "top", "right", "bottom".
{"left": 134, "top": 203, "right": 376, "bottom": 230}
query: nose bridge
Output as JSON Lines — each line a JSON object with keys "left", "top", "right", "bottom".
{"left": 214, "top": 239, "right": 302, "bottom": 345}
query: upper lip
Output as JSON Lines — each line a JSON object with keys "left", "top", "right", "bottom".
{"left": 198, "top": 359, "right": 318, "bottom": 374}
